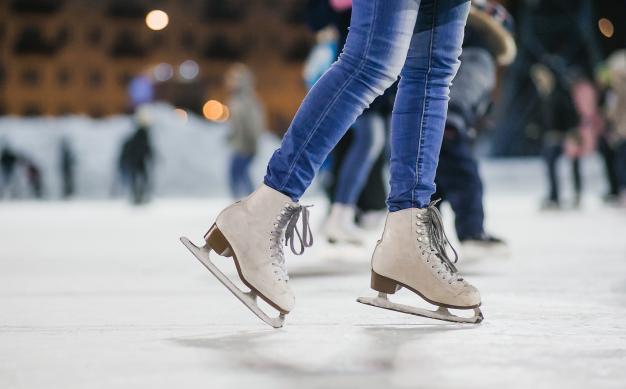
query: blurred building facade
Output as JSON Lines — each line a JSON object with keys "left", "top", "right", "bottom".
{"left": 0, "top": 0, "right": 313, "bottom": 128}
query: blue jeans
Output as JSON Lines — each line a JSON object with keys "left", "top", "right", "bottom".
{"left": 335, "top": 112, "right": 386, "bottom": 205}
{"left": 229, "top": 153, "right": 254, "bottom": 199}
{"left": 265, "top": 0, "right": 470, "bottom": 210}
{"left": 434, "top": 127, "right": 485, "bottom": 240}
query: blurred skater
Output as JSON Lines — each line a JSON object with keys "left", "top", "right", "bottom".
{"left": 59, "top": 138, "right": 76, "bottom": 199}
{"left": 305, "top": 0, "right": 387, "bottom": 244}
{"left": 489, "top": 0, "right": 601, "bottom": 207}
{"left": 0, "top": 144, "right": 19, "bottom": 199}
{"left": 225, "top": 64, "right": 266, "bottom": 199}
{"left": 120, "top": 115, "right": 154, "bottom": 205}
{"left": 434, "top": 0, "right": 516, "bottom": 259}
{"left": 22, "top": 157, "right": 43, "bottom": 199}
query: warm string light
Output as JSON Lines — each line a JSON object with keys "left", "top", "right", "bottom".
{"left": 598, "top": 18, "right": 614, "bottom": 38}
{"left": 202, "top": 100, "right": 230, "bottom": 122}
{"left": 146, "top": 10, "right": 169, "bottom": 31}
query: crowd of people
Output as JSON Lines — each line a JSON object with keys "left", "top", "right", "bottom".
{"left": 222, "top": 0, "right": 625, "bottom": 265}
{"left": 0, "top": 114, "right": 154, "bottom": 204}
{"left": 2, "top": 0, "right": 625, "bottom": 220}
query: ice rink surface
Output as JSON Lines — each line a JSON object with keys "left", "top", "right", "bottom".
{"left": 1, "top": 159, "right": 625, "bottom": 389}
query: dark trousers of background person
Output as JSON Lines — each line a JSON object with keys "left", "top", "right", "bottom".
{"left": 0, "top": 169, "right": 14, "bottom": 198}
{"left": 598, "top": 135, "right": 620, "bottom": 198}
{"left": 229, "top": 153, "right": 254, "bottom": 199}
{"left": 543, "top": 142, "right": 582, "bottom": 204}
{"left": 616, "top": 140, "right": 626, "bottom": 193}
{"left": 433, "top": 127, "right": 484, "bottom": 240}
{"left": 130, "top": 166, "right": 149, "bottom": 205}
{"left": 62, "top": 168, "right": 75, "bottom": 199}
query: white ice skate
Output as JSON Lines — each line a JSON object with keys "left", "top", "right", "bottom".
{"left": 325, "top": 203, "right": 366, "bottom": 245}
{"left": 357, "top": 202, "right": 483, "bottom": 324}
{"left": 181, "top": 185, "right": 312, "bottom": 328}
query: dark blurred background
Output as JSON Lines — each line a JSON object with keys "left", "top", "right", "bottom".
{"left": 1, "top": 1, "right": 625, "bottom": 143}
{"left": 1, "top": 0, "right": 626, "bottom": 203}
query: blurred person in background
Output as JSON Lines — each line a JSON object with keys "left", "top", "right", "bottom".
{"left": 605, "top": 49, "right": 626, "bottom": 205}
{"left": 517, "top": 0, "right": 602, "bottom": 210}
{"left": 305, "top": 0, "right": 388, "bottom": 245}
{"left": 119, "top": 112, "right": 154, "bottom": 205}
{"left": 22, "top": 157, "right": 43, "bottom": 199}
{"left": 433, "top": 0, "right": 516, "bottom": 260}
{"left": 225, "top": 64, "right": 266, "bottom": 199}
{"left": 59, "top": 138, "right": 76, "bottom": 199}
{"left": 0, "top": 143, "right": 19, "bottom": 199}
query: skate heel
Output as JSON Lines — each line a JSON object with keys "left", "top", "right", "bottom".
{"left": 204, "top": 225, "right": 233, "bottom": 257}
{"left": 371, "top": 271, "right": 400, "bottom": 294}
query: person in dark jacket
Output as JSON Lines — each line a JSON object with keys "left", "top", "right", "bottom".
{"left": 59, "top": 138, "right": 76, "bottom": 199}
{"left": 0, "top": 144, "right": 18, "bottom": 198}
{"left": 433, "top": 0, "right": 516, "bottom": 260}
{"left": 121, "top": 116, "right": 154, "bottom": 205}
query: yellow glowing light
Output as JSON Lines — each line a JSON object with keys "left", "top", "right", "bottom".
{"left": 174, "top": 108, "right": 188, "bottom": 122}
{"left": 598, "top": 18, "right": 614, "bottom": 38}
{"left": 203, "top": 100, "right": 225, "bottom": 121}
{"left": 146, "top": 10, "right": 169, "bottom": 31}
{"left": 216, "top": 105, "right": 230, "bottom": 122}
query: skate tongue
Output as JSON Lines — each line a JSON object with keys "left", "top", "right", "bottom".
{"left": 284, "top": 205, "right": 314, "bottom": 255}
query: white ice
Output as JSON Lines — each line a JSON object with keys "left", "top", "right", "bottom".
{"left": 0, "top": 158, "right": 625, "bottom": 389}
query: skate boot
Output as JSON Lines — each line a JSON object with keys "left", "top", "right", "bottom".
{"left": 358, "top": 201, "right": 483, "bottom": 323}
{"left": 324, "top": 203, "right": 365, "bottom": 245}
{"left": 180, "top": 184, "right": 313, "bottom": 328}
{"left": 460, "top": 232, "right": 509, "bottom": 262}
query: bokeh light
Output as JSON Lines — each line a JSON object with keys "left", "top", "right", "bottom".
{"left": 174, "top": 108, "right": 188, "bottom": 123}
{"left": 145, "top": 10, "right": 169, "bottom": 31}
{"left": 202, "top": 100, "right": 225, "bottom": 121}
{"left": 217, "top": 105, "right": 230, "bottom": 122}
{"left": 179, "top": 60, "right": 199, "bottom": 80}
{"left": 598, "top": 18, "right": 614, "bottom": 38}
{"left": 153, "top": 63, "right": 173, "bottom": 82}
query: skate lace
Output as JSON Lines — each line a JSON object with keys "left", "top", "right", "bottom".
{"left": 269, "top": 203, "right": 314, "bottom": 281}
{"left": 416, "top": 200, "right": 463, "bottom": 283}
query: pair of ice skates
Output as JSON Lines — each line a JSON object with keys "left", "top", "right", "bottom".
{"left": 181, "top": 185, "right": 483, "bottom": 328}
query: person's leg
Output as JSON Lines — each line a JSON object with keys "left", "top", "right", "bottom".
{"left": 196, "top": 0, "right": 421, "bottom": 324}
{"left": 619, "top": 141, "right": 626, "bottom": 192}
{"left": 387, "top": 0, "right": 470, "bottom": 211}
{"left": 334, "top": 112, "right": 386, "bottom": 205}
{"left": 241, "top": 154, "right": 254, "bottom": 196}
{"left": 543, "top": 143, "right": 561, "bottom": 204}
{"left": 364, "top": 0, "right": 483, "bottom": 323}
{"left": 228, "top": 153, "right": 241, "bottom": 198}
{"left": 598, "top": 136, "right": 620, "bottom": 197}
{"left": 435, "top": 128, "right": 484, "bottom": 240}
{"left": 326, "top": 112, "right": 385, "bottom": 244}
{"left": 264, "top": 0, "right": 420, "bottom": 201}
{"left": 572, "top": 156, "right": 582, "bottom": 205}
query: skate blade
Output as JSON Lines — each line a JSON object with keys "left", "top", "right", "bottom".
{"left": 357, "top": 293, "right": 483, "bottom": 324}
{"left": 180, "top": 236, "right": 286, "bottom": 329}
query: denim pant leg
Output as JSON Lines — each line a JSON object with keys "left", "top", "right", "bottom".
{"left": 264, "top": 0, "right": 419, "bottom": 201}
{"left": 388, "top": 0, "right": 470, "bottom": 211}
{"left": 230, "top": 153, "right": 254, "bottom": 198}
{"left": 334, "top": 112, "right": 386, "bottom": 205}
{"left": 435, "top": 129, "right": 485, "bottom": 239}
